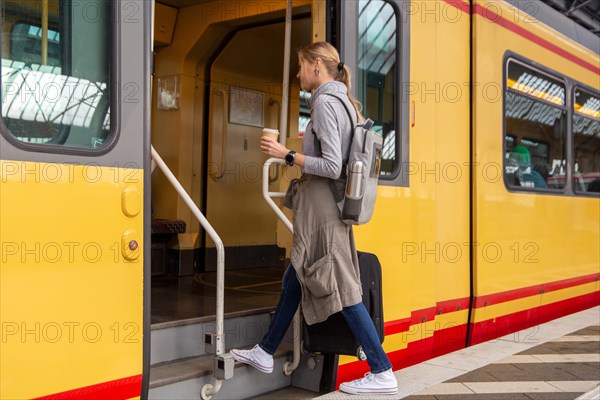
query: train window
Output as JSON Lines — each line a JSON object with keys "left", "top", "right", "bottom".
{"left": 504, "top": 60, "right": 567, "bottom": 191}
{"left": 10, "top": 23, "right": 61, "bottom": 68}
{"left": 357, "top": 0, "right": 397, "bottom": 176}
{"left": 520, "top": 137, "right": 550, "bottom": 169}
{"left": 505, "top": 134, "right": 517, "bottom": 153}
{"left": 1, "top": 0, "right": 112, "bottom": 149}
{"left": 299, "top": 90, "right": 311, "bottom": 137}
{"left": 573, "top": 88, "right": 600, "bottom": 195}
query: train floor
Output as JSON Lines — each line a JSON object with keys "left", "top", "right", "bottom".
{"left": 316, "top": 306, "right": 600, "bottom": 400}
{"left": 150, "top": 265, "right": 285, "bottom": 324}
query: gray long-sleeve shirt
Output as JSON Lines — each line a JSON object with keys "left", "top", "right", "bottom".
{"left": 303, "top": 81, "right": 356, "bottom": 179}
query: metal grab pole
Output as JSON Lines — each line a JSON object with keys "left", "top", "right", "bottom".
{"left": 279, "top": 0, "right": 292, "bottom": 147}
{"left": 150, "top": 147, "right": 226, "bottom": 400}
{"left": 278, "top": 0, "right": 302, "bottom": 373}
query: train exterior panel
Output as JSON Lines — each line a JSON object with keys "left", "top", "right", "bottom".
{"left": 470, "top": 0, "right": 600, "bottom": 345}
{"left": 0, "top": 0, "right": 597, "bottom": 398}
{"left": 1, "top": 1, "right": 150, "bottom": 398}
{"left": 335, "top": 0, "right": 472, "bottom": 383}
{"left": 1, "top": 162, "right": 144, "bottom": 399}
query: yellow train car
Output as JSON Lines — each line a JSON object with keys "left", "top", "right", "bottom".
{"left": 469, "top": 0, "right": 600, "bottom": 345}
{"left": 1, "top": 1, "right": 149, "bottom": 398}
{"left": 0, "top": 0, "right": 597, "bottom": 399}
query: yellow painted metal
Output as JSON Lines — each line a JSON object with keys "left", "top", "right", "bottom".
{"left": 541, "top": 283, "right": 600, "bottom": 306}
{"left": 312, "top": 0, "right": 327, "bottom": 43}
{"left": 121, "top": 230, "right": 142, "bottom": 261}
{"left": 0, "top": 161, "right": 144, "bottom": 399}
{"left": 349, "top": 0, "right": 471, "bottom": 336}
{"left": 473, "top": 0, "right": 600, "bottom": 312}
{"left": 122, "top": 186, "right": 142, "bottom": 218}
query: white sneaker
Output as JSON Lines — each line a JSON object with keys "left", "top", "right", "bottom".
{"left": 339, "top": 369, "right": 398, "bottom": 395}
{"left": 230, "top": 344, "right": 274, "bottom": 373}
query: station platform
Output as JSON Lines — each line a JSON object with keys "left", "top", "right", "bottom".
{"left": 318, "top": 306, "right": 599, "bottom": 400}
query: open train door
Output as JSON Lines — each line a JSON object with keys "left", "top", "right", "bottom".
{"left": 0, "top": 1, "right": 151, "bottom": 398}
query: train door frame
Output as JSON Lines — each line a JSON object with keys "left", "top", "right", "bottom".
{"left": 337, "top": 0, "right": 411, "bottom": 187}
{"left": 0, "top": 1, "right": 152, "bottom": 398}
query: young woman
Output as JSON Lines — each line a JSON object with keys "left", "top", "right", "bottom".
{"left": 231, "top": 42, "right": 397, "bottom": 395}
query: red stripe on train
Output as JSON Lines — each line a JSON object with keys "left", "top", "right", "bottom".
{"left": 441, "top": 0, "right": 470, "bottom": 13}
{"left": 469, "top": 290, "right": 600, "bottom": 345}
{"left": 382, "top": 273, "right": 598, "bottom": 333}
{"left": 343, "top": 274, "right": 598, "bottom": 387}
{"left": 472, "top": 3, "right": 600, "bottom": 74}
{"left": 384, "top": 297, "right": 471, "bottom": 336}
{"left": 441, "top": 0, "right": 600, "bottom": 75}
{"left": 33, "top": 375, "right": 142, "bottom": 400}
{"left": 473, "top": 273, "right": 600, "bottom": 308}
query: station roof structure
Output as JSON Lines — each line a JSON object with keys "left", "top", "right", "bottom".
{"left": 538, "top": 0, "right": 600, "bottom": 35}
{"left": 160, "top": 0, "right": 600, "bottom": 36}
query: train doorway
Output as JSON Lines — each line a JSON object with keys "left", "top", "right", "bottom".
{"left": 150, "top": 3, "right": 312, "bottom": 324}
{"left": 201, "top": 18, "right": 311, "bottom": 272}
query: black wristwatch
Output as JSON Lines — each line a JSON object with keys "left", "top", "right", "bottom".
{"left": 285, "top": 150, "right": 296, "bottom": 166}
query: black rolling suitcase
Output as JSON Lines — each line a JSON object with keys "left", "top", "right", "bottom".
{"left": 302, "top": 251, "right": 384, "bottom": 359}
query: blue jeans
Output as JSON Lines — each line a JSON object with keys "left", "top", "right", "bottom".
{"left": 259, "top": 265, "right": 392, "bottom": 374}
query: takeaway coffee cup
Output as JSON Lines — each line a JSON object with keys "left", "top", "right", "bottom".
{"left": 262, "top": 128, "right": 280, "bottom": 141}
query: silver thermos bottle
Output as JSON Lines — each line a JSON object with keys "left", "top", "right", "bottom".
{"left": 346, "top": 160, "right": 365, "bottom": 200}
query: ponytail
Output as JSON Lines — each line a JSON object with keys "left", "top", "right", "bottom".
{"left": 337, "top": 63, "right": 364, "bottom": 123}
{"left": 298, "top": 42, "right": 364, "bottom": 123}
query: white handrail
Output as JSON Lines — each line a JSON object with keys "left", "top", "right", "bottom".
{"left": 283, "top": 311, "right": 301, "bottom": 376}
{"left": 262, "top": 158, "right": 301, "bottom": 375}
{"left": 262, "top": 158, "right": 293, "bottom": 233}
{"left": 150, "top": 146, "right": 226, "bottom": 399}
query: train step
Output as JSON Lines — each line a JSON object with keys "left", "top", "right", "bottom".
{"left": 148, "top": 344, "right": 294, "bottom": 399}
{"left": 149, "top": 309, "right": 317, "bottom": 399}
{"left": 151, "top": 308, "right": 275, "bottom": 365}
{"left": 248, "top": 386, "right": 317, "bottom": 400}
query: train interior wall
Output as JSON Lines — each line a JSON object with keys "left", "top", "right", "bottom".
{"left": 149, "top": 1, "right": 312, "bottom": 322}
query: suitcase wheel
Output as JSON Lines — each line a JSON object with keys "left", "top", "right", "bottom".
{"left": 356, "top": 346, "right": 367, "bottom": 361}
{"left": 301, "top": 340, "right": 309, "bottom": 355}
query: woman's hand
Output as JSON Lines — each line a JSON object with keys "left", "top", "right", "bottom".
{"left": 260, "top": 136, "right": 289, "bottom": 159}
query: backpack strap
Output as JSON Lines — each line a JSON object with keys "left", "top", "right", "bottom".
{"left": 315, "top": 93, "right": 358, "bottom": 165}
{"left": 321, "top": 93, "right": 358, "bottom": 129}
{"left": 322, "top": 93, "right": 376, "bottom": 154}
{"left": 321, "top": 93, "right": 376, "bottom": 153}
{"left": 309, "top": 93, "right": 357, "bottom": 202}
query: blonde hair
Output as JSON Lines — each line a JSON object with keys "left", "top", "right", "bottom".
{"left": 298, "top": 42, "right": 364, "bottom": 122}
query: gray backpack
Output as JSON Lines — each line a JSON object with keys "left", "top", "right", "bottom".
{"left": 322, "top": 94, "right": 383, "bottom": 225}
